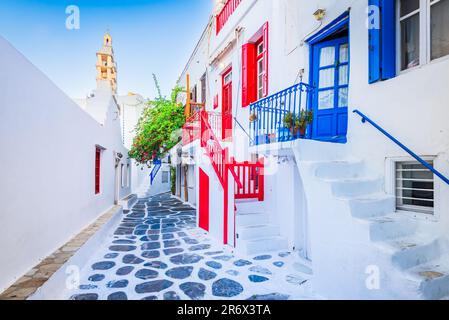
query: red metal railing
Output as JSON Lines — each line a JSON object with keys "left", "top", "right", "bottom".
{"left": 182, "top": 112, "right": 201, "bottom": 146}
{"left": 216, "top": 0, "right": 243, "bottom": 35}
{"left": 231, "top": 158, "right": 264, "bottom": 201}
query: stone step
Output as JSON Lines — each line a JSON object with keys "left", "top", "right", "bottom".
{"left": 236, "top": 212, "right": 269, "bottom": 227}
{"left": 365, "top": 213, "right": 418, "bottom": 242}
{"left": 407, "top": 254, "right": 449, "bottom": 300}
{"left": 314, "top": 160, "right": 365, "bottom": 180}
{"left": 237, "top": 224, "right": 280, "bottom": 241}
{"left": 237, "top": 236, "right": 288, "bottom": 256}
{"left": 329, "top": 177, "right": 383, "bottom": 198}
{"left": 382, "top": 236, "right": 445, "bottom": 270}
{"left": 348, "top": 194, "right": 395, "bottom": 219}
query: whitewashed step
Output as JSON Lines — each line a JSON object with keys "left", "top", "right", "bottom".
{"left": 236, "top": 213, "right": 269, "bottom": 227}
{"left": 382, "top": 236, "right": 445, "bottom": 270}
{"left": 314, "top": 160, "right": 365, "bottom": 180}
{"left": 237, "top": 224, "right": 280, "bottom": 241}
{"left": 329, "top": 177, "right": 383, "bottom": 198}
{"left": 407, "top": 254, "right": 449, "bottom": 300}
{"left": 348, "top": 194, "right": 395, "bottom": 219}
{"left": 365, "top": 214, "right": 418, "bottom": 242}
{"left": 237, "top": 236, "right": 288, "bottom": 255}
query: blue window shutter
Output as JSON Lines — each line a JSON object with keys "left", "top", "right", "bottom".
{"left": 380, "top": 0, "right": 396, "bottom": 80}
{"left": 368, "top": 0, "right": 381, "bottom": 83}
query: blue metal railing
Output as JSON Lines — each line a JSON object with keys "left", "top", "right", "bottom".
{"left": 353, "top": 110, "right": 449, "bottom": 186}
{"left": 150, "top": 160, "right": 162, "bottom": 185}
{"left": 249, "top": 82, "right": 314, "bottom": 146}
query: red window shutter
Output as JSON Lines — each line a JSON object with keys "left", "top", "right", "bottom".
{"left": 95, "top": 148, "right": 101, "bottom": 194}
{"left": 242, "top": 43, "right": 257, "bottom": 107}
{"left": 262, "top": 21, "right": 269, "bottom": 97}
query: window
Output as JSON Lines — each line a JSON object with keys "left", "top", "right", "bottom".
{"left": 126, "top": 164, "right": 130, "bottom": 187}
{"left": 121, "top": 164, "right": 125, "bottom": 188}
{"left": 399, "top": 0, "right": 421, "bottom": 70}
{"left": 431, "top": 0, "right": 449, "bottom": 60}
{"left": 398, "top": 0, "right": 449, "bottom": 71}
{"left": 162, "top": 171, "right": 169, "bottom": 183}
{"left": 201, "top": 73, "right": 207, "bottom": 105}
{"left": 242, "top": 22, "right": 269, "bottom": 107}
{"left": 256, "top": 40, "right": 265, "bottom": 100}
{"left": 395, "top": 161, "right": 434, "bottom": 214}
{"left": 95, "top": 148, "right": 101, "bottom": 194}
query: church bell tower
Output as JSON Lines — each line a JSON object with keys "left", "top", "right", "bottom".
{"left": 96, "top": 33, "right": 117, "bottom": 94}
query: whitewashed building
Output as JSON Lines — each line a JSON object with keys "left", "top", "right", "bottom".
{"left": 176, "top": 0, "right": 449, "bottom": 299}
{"left": 0, "top": 33, "right": 157, "bottom": 293}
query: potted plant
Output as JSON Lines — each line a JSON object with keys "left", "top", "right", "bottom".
{"left": 297, "top": 110, "right": 313, "bottom": 137}
{"left": 283, "top": 112, "right": 297, "bottom": 135}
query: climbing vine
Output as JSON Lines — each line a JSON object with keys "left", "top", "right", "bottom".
{"left": 129, "top": 75, "right": 185, "bottom": 166}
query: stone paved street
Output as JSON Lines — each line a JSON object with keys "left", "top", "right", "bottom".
{"left": 67, "top": 193, "right": 316, "bottom": 300}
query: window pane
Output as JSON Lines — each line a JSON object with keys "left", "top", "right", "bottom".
{"left": 320, "top": 47, "right": 335, "bottom": 67}
{"left": 431, "top": 0, "right": 449, "bottom": 60}
{"left": 339, "top": 65, "right": 349, "bottom": 85}
{"left": 401, "top": 14, "right": 420, "bottom": 70}
{"left": 318, "top": 90, "right": 334, "bottom": 110}
{"left": 340, "top": 44, "right": 349, "bottom": 63}
{"left": 257, "top": 42, "right": 264, "bottom": 55}
{"left": 338, "top": 88, "right": 348, "bottom": 107}
{"left": 400, "top": 0, "right": 420, "bottom": 17}
{"left": 319, "top": 68, "right": 334, "bottom": 88}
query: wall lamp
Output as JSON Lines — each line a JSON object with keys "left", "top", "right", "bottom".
{"left": 313, "top": 9, "right": 326, "bottom": 21}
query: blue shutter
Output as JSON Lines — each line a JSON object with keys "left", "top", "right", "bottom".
{"left": 368, "top": 0, "right": 381, "bottom": 83}
{"left": 380, "top": 0, "right": 396, "bottom": 80}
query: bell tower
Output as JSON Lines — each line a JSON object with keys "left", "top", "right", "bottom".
{"left": 96, "top": 33, "right": 117, "bottom": 94}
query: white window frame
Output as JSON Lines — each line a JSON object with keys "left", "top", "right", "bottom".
{"left": 397, "top": 0, "right": 449, "bottom": 73}
{"left": 256, "top": 41, "right": 265, "bottom": 100}
{"left": 385, "top": 155, "right": 440, "bottom": 220}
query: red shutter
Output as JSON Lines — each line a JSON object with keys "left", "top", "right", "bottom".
{"left": 262, "top": 21, "right": 269, "bottom": 97}
{"left": 242, "top": 43, "right": 256, "bottom": 107}
{"left": 95, "top": 148, "right": 101, "bottom": 194}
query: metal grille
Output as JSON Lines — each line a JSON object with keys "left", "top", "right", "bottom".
{"left": 396, "top": 161, "right": 434, "bottom": 214}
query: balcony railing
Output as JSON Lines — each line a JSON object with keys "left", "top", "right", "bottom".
{"left": 182, "top": 110, "right": 232, "bottom": 145}
{"left": 182, "top": 112, "right": 201, "bottom": 146}
{"left": 216, "top": 0, "right": 242, "bottom": 35}
{"left": 249, "top": 82, "right": 314, "bottom": 146}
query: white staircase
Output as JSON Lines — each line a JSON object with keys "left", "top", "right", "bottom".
{"left": 301, "top": 157, "right": 449, "bottom": 299}
{"left": 235, "top": 203, "right": 288, "bottom": 256}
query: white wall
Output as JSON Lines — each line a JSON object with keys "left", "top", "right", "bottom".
{"left": 0, "top": 36, "right": 132, "bottom": 293}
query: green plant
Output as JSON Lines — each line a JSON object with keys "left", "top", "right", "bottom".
{"left": 297, "top": 110, "right": 314, "bottom": 130}
{"left": 283, "top": 112, "right": 294, "bottom": 129}
{"left": 129, "top": 75, "right": 185, "bottom": 165}
{"left": 170, "top": 166, "right": 176, "bottom": 195}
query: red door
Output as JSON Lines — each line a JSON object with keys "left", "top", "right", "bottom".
{"left": 199, "top": 168, "right": 209, "bottom": 232}
{"left": 222, "top": 68, "right": 233, "bottom": 140}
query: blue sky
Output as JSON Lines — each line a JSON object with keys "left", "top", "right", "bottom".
{"left": 0, "top": 0, "right": 212, "bottom": 98}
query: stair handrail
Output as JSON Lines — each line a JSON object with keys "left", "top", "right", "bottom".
{"left": 150, "top": 161, "right": 162, "bottom": 185}
{"left": 200, "top": 111, "right": 243, "bottom": 189}
{"left": 353, "top": 109, "right": 449, "bottom": 186}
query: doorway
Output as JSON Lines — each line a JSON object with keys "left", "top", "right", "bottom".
{"left": 222, "top": 67, "right": 233, "bottom": 140}
{"left": 311, "top": 30, "right": 349, "bottom": 142}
